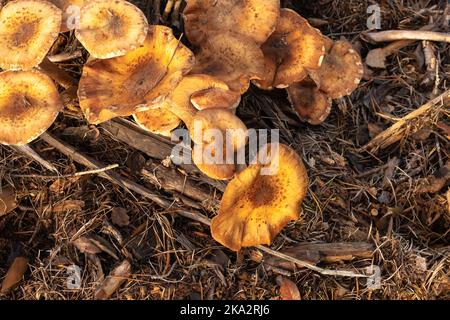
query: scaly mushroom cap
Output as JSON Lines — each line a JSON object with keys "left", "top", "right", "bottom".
{"left": 183, "top": 0, "right": 280, "bottom": 47}
{"left": 133, "top": 105, "right": 181, "bottom": 137}
{"left": 211, "top": 143, "right": 309, "bottom": 251}
{"left": 192, "top": 143, "right": 236, "bottom": 180}
{"left": 78, "top": 25, "right": 195, "bottom": 124}
{"left": 0, "top": 0, "right": 62, "bottom": 70}
{"left": 191, "top": 32, "right": 266, "bottom": 93}
{"left": 48, "top": 0, "right": 87, "bottom": 32}
{"left": 253, "top": 9, "right": 325, "bottom": 90}
{"left": 75, "top": 0, "right": 148, "bottom": 59}
{"left": 0, "top": 70, "right": 63, "bottom": 145}
{"left": 190, "top": 109, "right": 248, "bottom": 152}
{"left": 191, "top": 88, "right": 241, "bottom": 111}
{"left": 309, "top": 40, "right": 364, "bottom": 99}
{"left": 165, "top": 74, "right": 230, "bottom": 125}
{"left": 287, "top": 79, "right": 332, "bottom": 125}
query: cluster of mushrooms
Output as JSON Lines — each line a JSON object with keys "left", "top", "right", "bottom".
{"left": 0, "top": 0, "right": 363, "bottom": 251}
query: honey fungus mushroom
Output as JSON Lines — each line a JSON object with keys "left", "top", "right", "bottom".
{"left": 0, "top": 70, "right": 63, "bottom": 145}
{"left": 309, "top": 40, "right": 364, "bottom": 99}
{"left": 191, "top": 88, "right": 241, "bottom": 111}
{"left": 287, "top": 79, "right": 332, "bottom": 125}
{"left": 183, "top": 0, "right": 280, "bottom": 47}
{"left": 253, "top": 8, "right": 325, "bottom": 90}
{"left": 191, "top": 32, "right": 266, "bottom": 93}
{"left": 48, "top": 0, "right": 87, "bottom": 32}
{"left": 211, "top": 143, "right": 309, "bottom": 251}
{"left": 133, "top": 105, "right": 181, "bottom": 137}
{"left": 78, "top": 25, "right": 195, "bottom": 124}
{"left": 192, "top": 143, "right": 236, "bottom": 180}
{"left": 75, "top": 0, "right": 148, "bottom": 59}
{"left": 0, "top": 0, "right": 62, "bottom": 70}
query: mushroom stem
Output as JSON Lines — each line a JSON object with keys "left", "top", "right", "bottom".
{"left": 39, "top": 58, "right": 77, "bottom": 89}
{"left": 363, "top": 30, "right": 450, "bottom": 43}
{"left": 11, "top": 144, "right": 58, "bottom": 172}
{"left": 162, "top": 0, "right": 174, "bottom": 21}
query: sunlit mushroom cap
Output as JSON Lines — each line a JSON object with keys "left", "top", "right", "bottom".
{"left": 287, "top": 79, "right": 332, "bottom": 125}
{"left": 191, "top": 88, "right": 241, "bottom": 111}
{"left": 192, "top": 143, "right": 236, "bottom": 180}
{"left": 75, "top": 0, "right": 148, "bottom": 59}
{"left": 309, "top": 40, "right": 364, "bottom": 99}
{"left": 183, "top": 0, "right": 279, "bottom": 47}
{"left": 191, "top": 32, "right": 266, "bottom": 93}
{"left": 48, "top": 0, "right": 87, "bottom": 32}
{"left": 78, "top": 25, "right": 195, "bottom": 124}
{"left": 190, "top": 109, "right": 248, "bottom": 152}
{"left": 211, "top": 143, "right": 308, "bottom": 251}
{"left": 253, "top": 8, "right": 325, "bottom": 90}
{"left": 0, "top": 70, "right": 63, "bottom": 145}
{"left": 0, "top": 0, "right": 62, "bottom": 70}
{"left": 133, "top": 105, "right": 181, "bottom": 137}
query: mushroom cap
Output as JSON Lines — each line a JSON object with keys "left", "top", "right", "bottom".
{"left": 78, "top": 25, "right": 195, "bottom": 124}
{"left": 133, "top": 105, "right": 181, "bottom": 137}
{"left": 287, "top": 79, "right": 332, "bottom": 125}
{"left": 211, "top": 143, "right": 309, "bottom": 251}
{"left": 0, "top": 70, "right": 63, "bottom": 145}
{"left": 75, "top": 0, "right": 148, "bottom": 59}
{"left": 253, "top": 8, "right": 325, "bottom": 90}
{"left": 191, "top": 32, "right": 266, "bottom": 93}
{"left": 0, "top": 0, "right": 62, "bottom": 70}
{"left": 183, "top": 0, "right": 280, "bottom": 47}
{"left": 190, "top": 109, "right": 248, "bottom": 152}
{"left": 48, "top": 0, "right": 87, "bottom": 32}
{"left": 192, "top": 143, "right": 236, "bottom": 180}
{"left": 309, "top": 40, "right": 364, "bottom": 99}
{"left": 191, "top": 88, "right": 241, "bottom": 111}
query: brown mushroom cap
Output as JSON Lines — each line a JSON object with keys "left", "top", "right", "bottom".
{"left": 287, "top": 79, "right": 332, "bottom": 125}
{"left": 211, "top": 143, "right": 309, "bottom": 251}
{"left": 190, "top": 109, "right": 248, "bottom": 152}
{"left": 309, "top": 40, "right": 364, "bottom": 99}
{"left": 253, "top": 8, "right": 325, "bottom": 90}
{"left": 0, "top": 0, "right": 62, "bottom": 70}
{"left": 192, "top": 143, "right": 236, "bottom": 180}
{"left": 78, "top": 25, "right": 195, "bottom": 124}
{"left": 191, "top": 88, "right": 241, "bottom": 111}
{"left": 0, "top": 70, "right": 63, "bottom": 145}
{"left": 48, "top": 0, "right": 87, "bottom": 32}
{"left": 191, "top": 32, "right": 266, "bottom": 93}
{"left": 133, "top": 105, "right": 181, "bottom": 137}
{"left": 183, "top": 0, "right": 280, "bottom": 47}
{"left": 75, "top": 0, "right": 148, "bottom": 59}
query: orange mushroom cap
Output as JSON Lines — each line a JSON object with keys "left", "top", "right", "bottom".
{"left": 211, "top": 143, "right": 309, "bottom": 251}
{"left": 191, "top": 88, "right": 241, "bottom": 111}
{"left": 192, "top": 143, "right": 236, "bottom": 180}
{"left": 133, "top": 105, "right": 181, "bottom": 137}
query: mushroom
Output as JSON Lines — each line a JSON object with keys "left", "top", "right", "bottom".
{"left": 0, "top": 0, "right": 62, "bottom": 70}
{"left": 183, "top": 0, "right": 280, "bottom": 47}
{"left": 211, "top": 143, "right": 309, "bottom": 251}
{"left": 78, "top": 25, "right": 195, "bottom": 124}
{"left": 133, "top": 105, "right": 181, "bottom": 137}
{"left": 253, "top": 8, "right": 326, "bottom": 90}
{"left": 287, "top": 78, "right": 332, "bottom": 125}
{"left": 48, "top": 0, "right": 87, "bottom": 32}
{"left": 191, "top": 88, "right": 241, "bottom": 111}
{"left": 192, "top": 143, "right": 236, "bottom": 180}
{"left": 308, "top": 40, "right": 364, "bottom": 99}
{"left": 75, "top": 0, "right": 148, "bottom": 59}
{"left": 0, "top": 70, "right": 63, "bottom": 145}
{"left": 191, "top": 32, "right": 266, "bottom": 93}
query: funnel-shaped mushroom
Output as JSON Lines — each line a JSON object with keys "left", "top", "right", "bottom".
{"left": 211, "top": 143, "right": 308, "bottom": 251}
{"left": 0, "top": 70, "right": 63, "bottom": 145}
{"left": 0, "top": 0, "right": 62, "bottom": 70}
{"left": 183, "top": 0, "right": 280, "bottom": 47}
{"left": 287, "top": 79, "right": 332, "bottom": 125}
{"left": 75, "top": 0, "right": 148, "bottom": 59}
{"left": 309, "top": 40, "right": 363, "bottom": 99}
{"left": 192, "top": 143, "right": 236, "bottom": 180}
{"left": 191, "top": 88, "right": 241, "bottom": 111}
{"left": 78, "top": 25, "right": 195, "bottom": 124}
{"left": 48, "top": 0, "right": 87, "bottom": 32}
{"left": 253, "top": 9, "right": 325, "bottom": 90}
{"left": 133, "top": 105, "right": 181, "bottom": 137}
{"left": 191, "top": 32, "right": 266, "bottom": 93}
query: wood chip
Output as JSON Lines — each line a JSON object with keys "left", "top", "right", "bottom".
{"left": 72, "top": 236, "right": 102, "bottom": 255}
{"left": 1, "top": 256, "right": 28, "bottom": 294}
{"left": 111, "top": 207, "right": 130, "bottom": 227}
{"left": 52, "top": 200, "right": 85, "bottom": 213}
{"left": 276, "top": 276, "right": 301, "bottom": 300}
{"left": 0, "top": 187, "right": 17, "bottom": 217}
{"left": 94, "top": 260, "right": 131, "bottom": 300}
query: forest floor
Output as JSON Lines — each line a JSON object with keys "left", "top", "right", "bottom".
{"left": 0, "top": 0, "right": 449, "bottom": 300}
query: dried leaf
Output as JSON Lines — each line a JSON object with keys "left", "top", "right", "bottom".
{"left": 72, "top": 237, "right": 102, "bottom": 255}
{"left": 94, "top": 260, "right": 131, "bottom": 300}
{"left": 0, "top": 187, "right": 17, "bottom": 217}
{"left": 1, "top": 256, "right": 28, "bottom": 294}
{"left": 276, "top": 276, "right": 301, "bottom": 300}
{"left": 49, "top": 176, "right": 80, "bottom": 194}
{"left": 53, "top": 200, "right": 85, "bottom": 213}
{"left": 111, "top": 208, "right": 130, "bottom": 227}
